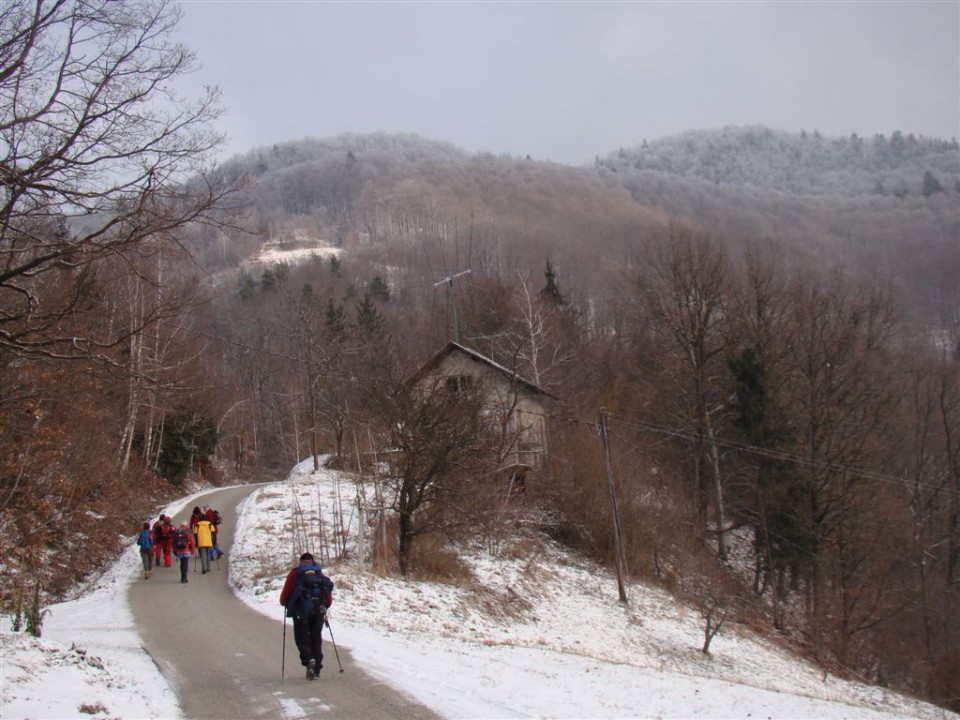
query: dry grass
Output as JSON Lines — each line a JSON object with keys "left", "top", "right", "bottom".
{"left": 408, "top": 534, "right": 474, "bottom": 583}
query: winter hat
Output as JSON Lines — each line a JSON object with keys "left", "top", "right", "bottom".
{"left": 299, "top": 552, "right": 314, "bottom": 562}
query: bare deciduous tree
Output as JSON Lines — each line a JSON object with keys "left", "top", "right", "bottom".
{"left": 640, "top": 224, "right": 731, "bottom": 559}
{"left": 372, "top": 377, "right": 501, "bottom": 575}
{"left": 0, "top": 0, "right": 229, "bottom": 361}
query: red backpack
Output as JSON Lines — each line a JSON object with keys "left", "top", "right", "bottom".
{"left": 155, "top": 522, "right": 172, "bottom": 543}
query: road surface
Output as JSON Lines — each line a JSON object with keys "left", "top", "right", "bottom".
{"left": 130, "top": 484, "right": 442, "bottom": 720}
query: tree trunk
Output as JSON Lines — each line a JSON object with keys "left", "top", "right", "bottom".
{"left": 704, "top": 412, "right": 728, "bottom": 561}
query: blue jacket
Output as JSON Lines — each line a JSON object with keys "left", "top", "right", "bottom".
{"left": 137, "top": 528, "right": 153, "bottom": 550}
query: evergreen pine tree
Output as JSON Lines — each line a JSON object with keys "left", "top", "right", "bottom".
{"left": 540, "top": 260, "right": 565, "bottom": 306}
{"left": 260, "top": 267, "right": 276, "bottom": 292}
{"left": 326, "top": 297, "right": 347, "bottom": 335}
{"left": 238, "top": 270, "right": 256, "bottom": 300}
{"left": 369, "top": 275, "right": 391, "bottom": 302}
{"left": 355, "top": 292, "right": 383, "bottom": 335}
{"left": 922, "top": 170, "right": 945, "bottom": 197}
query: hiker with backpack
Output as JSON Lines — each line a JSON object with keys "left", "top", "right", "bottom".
{"left": 205, "top": 505, "right": 223, "bottom": 560}
{"left": 194, "top": 514, "right": 214, "bottom": 573}
{"left": 136, "top": 522, "right": 154, "bottom": 579}
{"left": 279, "top": 553, "right": 334, "bottom": 681}
{"left": 151, "top": 515, "right": 165, "bottom": 566}
{"left": 152, "top": 514, "right": 174, "bottom": 568}
{"left": 189, "top": 505, "right": 203, "bottom": 545}
{"left": 173, "top": 522, "right": 195, "bottom": 583}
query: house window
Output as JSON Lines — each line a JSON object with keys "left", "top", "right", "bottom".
{"left": 446, "top": 375, "right": 474, "bottom": 393}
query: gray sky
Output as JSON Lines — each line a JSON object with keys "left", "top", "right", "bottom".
{"left": 174, "top": 1, "right": 960, "bottom": 166}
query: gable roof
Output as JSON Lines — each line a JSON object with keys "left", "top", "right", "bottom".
{"left": 409, "top": 341, "right": 559, "bottom": 401}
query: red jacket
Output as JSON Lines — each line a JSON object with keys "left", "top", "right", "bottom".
{"left": 279, "top": 563, "right": 333, "bottom": 608}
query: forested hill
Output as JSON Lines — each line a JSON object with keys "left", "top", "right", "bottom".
{"left": 210, "top": 127, "right": 958, "bottom": 328}
{"left": 598, "top": 125, "right": 960, "bottom": 199}
{"left": 5, "top": 5, "right": 958, "bottom": 713}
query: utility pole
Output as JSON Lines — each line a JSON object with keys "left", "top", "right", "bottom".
{"left": 599, "top": 408, "right": 628, "bottom": 604}
{"left": 434, "top": 269, "right": 471, "bottom": 343}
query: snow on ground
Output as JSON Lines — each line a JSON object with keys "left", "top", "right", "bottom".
{"left": 2, "top": 462, "right": 955, "bottom": 720}
{"left": 246, "top": 235, "right": 342, "bottom": 268}
{"left": 255, "top": 246, "right": 340, "bottom": 265}
{"left": 0, "top": 490, "right": 210, "bottom": 720}
{"left": 229, "top": 460, "right": 954, "bottom": 720}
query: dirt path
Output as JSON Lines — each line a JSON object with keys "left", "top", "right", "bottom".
{"left": 129, "top": 484, "right": 442, "bottom": 720}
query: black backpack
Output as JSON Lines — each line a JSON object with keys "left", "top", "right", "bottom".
{"left": 287, "top": 563, "right": 334, "bottom": 621}
{"left": 173, "top": 528, "right": 190, "bottom": 551}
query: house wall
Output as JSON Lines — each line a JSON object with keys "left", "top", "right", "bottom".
{"left": 415, "top": 351, "right": 548, "bottom": 468}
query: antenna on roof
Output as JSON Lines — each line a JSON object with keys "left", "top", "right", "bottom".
{"left": 433, "top": 269, "right": 471, "bottom": 344}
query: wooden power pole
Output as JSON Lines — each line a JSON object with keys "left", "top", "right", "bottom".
{"left": 599, "top": 408, "right": 629, "bottom": 604}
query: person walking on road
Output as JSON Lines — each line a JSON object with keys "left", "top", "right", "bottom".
{"left": 194, "top": 514, "right": 214, "bottom": 573}
{"left": 280, "top": 553, "right": 334, "bottom": 681}
{"left": 151, "top": 514, "right": 167, "bottom": 567}
{"left": 136, "top": 522, "right": 154, "bottom": 579}
{"left": 156, "top": 515, "right": 175, "bottom": 568}
{"left": 189, "top": 506, "right": 203, "bottom": 545}
{"left": 205, "top": 505, "right": 223, "bottom": 560}
{"left": 173, "top": 522, "right": 195, "bottom": 584}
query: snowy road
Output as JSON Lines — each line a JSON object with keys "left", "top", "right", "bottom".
{"left": 129, "top": 484, "right": 441, "bottom": 720}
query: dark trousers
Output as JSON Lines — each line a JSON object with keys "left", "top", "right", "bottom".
{"left": 179, "top": 555, "right": 190, "bottom": 581}
{"left": 292, "top": 612, "right": 324, "bottom": 669}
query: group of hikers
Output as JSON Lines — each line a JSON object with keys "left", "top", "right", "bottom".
{"left": 134, "top": 501, "right": 336, "bottom": 682}
{"left": 135, "top": 505, "right": 224, "bottom": 584}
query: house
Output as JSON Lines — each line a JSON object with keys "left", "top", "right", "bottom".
{"left": 408, "top": 341, "right": 557, "bottom": 478}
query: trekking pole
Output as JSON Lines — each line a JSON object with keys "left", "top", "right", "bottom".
{"left": 281, "top": 611, "right": 287, "bottom": 684}
{"left": 324, "top": 614, "right": 345, "bottom": 673}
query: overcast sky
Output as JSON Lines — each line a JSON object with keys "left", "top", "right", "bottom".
{"left": 174, "top": 1, "right": 960, "bottom": 166}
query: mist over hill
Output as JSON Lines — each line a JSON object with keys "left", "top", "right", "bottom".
{"left": 4, "top": 2, "right": 957, "bottom": 712}
{"left": 207, "top": 126, "right": 959, "bottom": 328}
{"left": 5, "top": 121, "right": 959, "bottom": 715}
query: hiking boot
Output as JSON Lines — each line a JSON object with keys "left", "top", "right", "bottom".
{"left": 306, "top": 659, "right": 317, "bottom": 680}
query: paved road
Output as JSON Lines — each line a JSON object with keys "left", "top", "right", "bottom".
{"left": 130, "top": 484, "right": 442, "bottom": 720}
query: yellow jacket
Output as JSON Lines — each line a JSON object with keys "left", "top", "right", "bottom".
{"left": 195, "top": 519, "right": 214, "bottom": 548}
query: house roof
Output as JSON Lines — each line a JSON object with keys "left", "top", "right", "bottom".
{"left": 409, "top": 341, "right": 559, "bottom": 401}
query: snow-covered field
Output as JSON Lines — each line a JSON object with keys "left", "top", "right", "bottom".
{"left": 2, "top": 462, "right": 955, "bottom": 719}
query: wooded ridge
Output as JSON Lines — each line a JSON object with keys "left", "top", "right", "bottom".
{"left": 1, "top": 3, "right": 957, "bottom": 710}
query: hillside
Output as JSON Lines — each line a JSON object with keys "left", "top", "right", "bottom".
{"left": 3, "top": 463, "right": 955, "bottom": 719}
{"left": 205, "top": 126, "right": 959, "bottom": 327}
{"left": 3, "top": 1, "right": 956, "bottom": 711}
{"left": 599, "top": 126, "right": 959, "bottom": 199}
{"left": 4, "top": 124, "right": 958, "bottom": 716}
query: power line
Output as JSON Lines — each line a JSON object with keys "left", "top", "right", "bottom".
{"left": 604, "top": 412, "right": 960, "bottom": 502}
{"left": 495, "top": 402, "right": 960, "bottom": 502}
{"left": 162, "top": 320, "right": 958, "bottom": 501}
